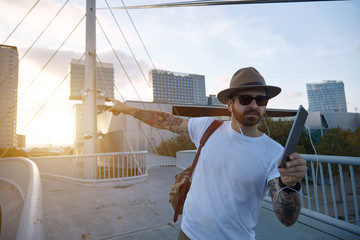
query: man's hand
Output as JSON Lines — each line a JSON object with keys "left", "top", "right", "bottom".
{"left": 278, "top": 152, "right": 307, "bottom": 187}
{"left": 108, "top": 98, "right": 128, "bottom": 116}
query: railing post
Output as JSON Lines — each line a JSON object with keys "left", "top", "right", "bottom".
{"left": 349, "top": 165, "right": 359, "bottom": 226}
{"left": 328, "top": 163, "right": 338, "bottom": 219}
{"left": 338, "top": 164, "right": 349, "bottom": 222}
{"left": 319, "top": 163, "right": 328, "bottom": 215}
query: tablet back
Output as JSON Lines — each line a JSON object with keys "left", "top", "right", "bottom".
{"left": 278, "top": 105, "right": 308, "bottom": 168}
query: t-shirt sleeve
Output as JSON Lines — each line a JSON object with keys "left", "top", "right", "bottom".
{"left": 266, "top": 142, "right": 283, "bottom": 185}
{"left": 188, "top": 117, "right": 216, "bottom": 149}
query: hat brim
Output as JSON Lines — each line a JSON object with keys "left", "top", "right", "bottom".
{"left": 217, "top": 85, "right": 281, "bottom": 104}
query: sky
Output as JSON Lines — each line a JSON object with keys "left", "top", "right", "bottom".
{"left": 0, "top": 0, "right": 359, "bottom": 146}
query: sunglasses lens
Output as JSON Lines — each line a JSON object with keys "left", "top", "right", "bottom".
{"left": 255, "top": 96, "right": 269, "bottom": 106}
{"left": 238, "top": 96, "right": 253, "bottom": 105}
{"left": 236, "top": 95, "right": 268, "bottom": 106}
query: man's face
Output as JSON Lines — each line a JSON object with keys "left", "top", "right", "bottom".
{"left": 227, "top": 88, "right": 268, "bottom": 126}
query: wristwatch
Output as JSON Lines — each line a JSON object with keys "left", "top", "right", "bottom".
{"left": 279, "top": 177, "right": 301, "bottom": 193}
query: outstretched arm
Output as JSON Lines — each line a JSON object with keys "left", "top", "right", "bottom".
{"left": 107, "top": 98, "right": 189, "bottom": 136}
{"left": 268, "top": 153, "right": 307, "bottom": 226}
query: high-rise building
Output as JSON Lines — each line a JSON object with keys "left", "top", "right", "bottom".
{"left": 207, "top": 94, "right": 225, "bottom": 106}
{"left": 73, "top": 104, "right": 109, "bottom": 154}
{"left": 69, "top": 59, "right": 115, "bottom": 154}
{"left": 69, "top": 59, "right": 114, "bottom": 101}
{"left": 0, "top": 45, "right": 19, "bottom": 148}
{"left": 149, "top": 69, "right": 207, "bottom": 105}
{"left": 306, "top": 80, "right": 347, "bottom": 112}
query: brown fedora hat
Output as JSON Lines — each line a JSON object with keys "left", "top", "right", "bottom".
{"left": 217, "top": 67, "right": 281, "bottom": 104}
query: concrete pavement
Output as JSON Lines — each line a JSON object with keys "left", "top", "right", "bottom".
{"left": 42, "top": 166, "right": 340, "bottom": 240}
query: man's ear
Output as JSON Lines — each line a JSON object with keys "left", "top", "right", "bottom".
{"left": 226, "top": 98, "right": 232, "bottom": 112}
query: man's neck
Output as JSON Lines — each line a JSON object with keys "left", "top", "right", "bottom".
{"left": 231, "top": 120, "right": 262, "bottom": 137}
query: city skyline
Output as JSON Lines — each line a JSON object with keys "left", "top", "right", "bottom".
{"left": 1, "top": 0, "right": 359, "bottom": 145}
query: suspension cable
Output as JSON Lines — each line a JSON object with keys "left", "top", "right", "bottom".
{"left": 97, "top": 18, "right": 171, "bottom": 155}
{"left": 0, "top": 54, "right": 85, "bottom": 159}
{"left": 0, "top": 14, "right": 86, "bottom": 126}
{"left": 0, "top": 0, "right": 70, "bottom": 89}
{"left": 117, "top": 0, "right": 185, "bottom": 120}
{"left": 119, "top": 0, "right": 157, "bottom": 70}
{"left": 104, "top": 0, "right": 150, "bottom": 88}
{"left": 1, "top": 0, "right": 41, "bottom": 45}
{"left": 18, "top": 13, "right": 85, "bottom": 100}
{"left": 96, "top": 55, "right": 158, "bottom": 155}
{"left": 20, "top": 54, "right": 85, "bottom": 134}
{"left": 99, "top": 3, "right": 186, "bottom": 155}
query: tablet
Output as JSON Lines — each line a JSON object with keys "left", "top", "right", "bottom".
{"left": 278, "top": 105, "right": 308, "bottom": 168}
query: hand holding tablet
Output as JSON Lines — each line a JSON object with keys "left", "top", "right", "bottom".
{"left": 278, "top": 105, "right": 308, "bottom": 168}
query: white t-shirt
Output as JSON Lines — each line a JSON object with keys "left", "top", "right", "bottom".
{"left": 181, "top": 117, "right": 283, "bottom": 240}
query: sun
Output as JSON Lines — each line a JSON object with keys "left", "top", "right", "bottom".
{"left": 23, "top": 109, "right": 73, "bottom": 146}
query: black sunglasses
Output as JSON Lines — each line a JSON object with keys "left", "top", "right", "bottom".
{"left": 233, "top": 95, "right": 269, "bottom": 106}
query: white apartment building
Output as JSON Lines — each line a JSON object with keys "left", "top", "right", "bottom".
{"left": 0, "top": 45, "right": 19, "bottom": 148}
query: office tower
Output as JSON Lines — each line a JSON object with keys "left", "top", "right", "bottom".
{"left": 208, "top": 94, "right": 225, "bottom": 106}
{"left": 306, "top": 80, "right": 347, "bottom": 112}
{"left": 149, "top": 69, "right": 207, "bottom": 105}
{"left": 69, "top": 59, "right": 114, "bottom": 101}
{"left": 0, "top": 45, "right": 19, "bottom": 148}
{"left": 69, "top": 59, "right": 114, "bottom": 154}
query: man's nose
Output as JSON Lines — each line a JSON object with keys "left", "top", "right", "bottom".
{"left": 248, "top": 98, "right": 258, "bottom": 107}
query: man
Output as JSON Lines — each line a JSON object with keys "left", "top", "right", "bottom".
{"left": 108, "top": 67, "right": 307, "bottom": 240}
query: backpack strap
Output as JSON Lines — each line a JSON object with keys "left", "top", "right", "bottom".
{"left": 173, "top": 119, "right": 223, "bottom": 222}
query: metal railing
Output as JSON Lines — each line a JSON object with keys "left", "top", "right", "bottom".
{"left": 300, "top": 154, "right": 360, "bottom": 226}
{"left": 31, "top": 151, "right": 148, "bottom": 187}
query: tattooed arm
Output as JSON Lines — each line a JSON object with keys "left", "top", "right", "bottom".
{"left": 108, "top": 98, "right": 189, "bottom": 136}
{"left": 268, "top": 178, "right": 301, "bottom": 226}
{"left": 268, "top": 152, "right": 307, "bottom": 226}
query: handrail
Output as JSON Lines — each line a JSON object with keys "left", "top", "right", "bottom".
{"left": 31, "top": 151, "right": 148, "bottom": 159}
{"left": 301, "top": 154, "right": 360, "bottom": 227}
{"left": 302, "top": 154, "right": 360, "bottom": 165}
{"left": 31, "top": 151, "right": 150, "bottom": 187}
{"left": 0, "top": 157, "right": 45, "bottom": 240}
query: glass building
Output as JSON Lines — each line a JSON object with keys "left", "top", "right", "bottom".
{"left": 149, "top": 69, "right": 207, "bottom": 105}
{"left": 306, "top": 80, "right": 347, "bottom": 112}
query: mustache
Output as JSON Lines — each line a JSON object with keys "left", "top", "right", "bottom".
{"left": 244, "top": 109, "right": 260, "bottom": 117}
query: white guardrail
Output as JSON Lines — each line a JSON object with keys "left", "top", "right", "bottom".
{"left": 31, "top": 151, "right": 177, "bottom": 187}
{"left": 0, "top": 157, "right": 45, "bottom": 240}
{"left": 263, "top": 154, "right": 360, "bottom": 239}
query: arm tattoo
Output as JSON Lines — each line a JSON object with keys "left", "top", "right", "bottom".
{"left": 133, "top": 110, "right": 188, "bottom": 135}
{"left": 268, "top": 178, "right": 301, "bottom": 226}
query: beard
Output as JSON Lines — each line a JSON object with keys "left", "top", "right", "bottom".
{"left": 233, "top": 107, "right": 262, "bottom": 126}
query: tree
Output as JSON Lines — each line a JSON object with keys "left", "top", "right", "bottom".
{"left": 316, "top": 127, "right": 352, "bottom": 156}
{"left": 156, "top": 135, "right": 196, "bottom": 157}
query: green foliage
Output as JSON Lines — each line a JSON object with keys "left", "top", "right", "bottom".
{"left": 259, "top": 118, "right": 360, "bottom": 157}
{"left": 156, "top": 135, "right": 196, "bottom": 157}
{"left": 316, "top": 127, "right": 360, "bottom": 157}
{"left": 0, "top": 148, "right": 28, "bottom": 158}
{"left": 258, "top": 117, "right": 293, "bottom": 147}
{"left": 157, "top": 119, "right": 360, "bottom": 158}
